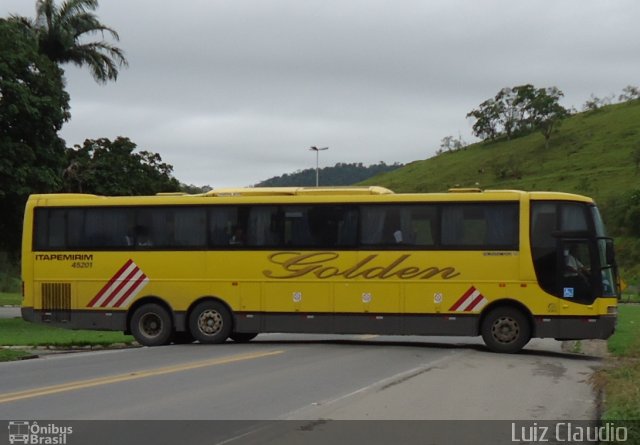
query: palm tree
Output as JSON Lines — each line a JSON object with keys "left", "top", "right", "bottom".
{"left": 32, "top": 0, "right": 128, "bottom": 83}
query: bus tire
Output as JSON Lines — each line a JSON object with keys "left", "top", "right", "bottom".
{"left": 230, "top": 332, "right": 258, "bottom": 343}
{"left": 130, "top": 303, "right": 173, "bottom": 347}
{"left": 189, "top": 301, "right": 232, "bottom": 344}
{"left": 481, "top": 307, "right": 531, "bottom": 353}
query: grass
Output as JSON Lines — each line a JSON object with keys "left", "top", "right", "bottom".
{"left": 0, "top": 292, "right": 21, "bottom": 306}
{"left": 597, "top": 305, "right": 640, "bottom": 421}
{"left": 608, "top": 304, "right": 640, "bottom": 357}
{"left": 0, "top": 349, "right": 31, "bottom": 362}
{"left": 0, "top": 318, "right": 134, "bottom": 348}
{"left": 620, "top": 293, "right": 640, "bottom": 304}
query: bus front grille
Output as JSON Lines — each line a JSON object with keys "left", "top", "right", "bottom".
{"left": 41, "top": 283, "right": 71, "bottom": 322}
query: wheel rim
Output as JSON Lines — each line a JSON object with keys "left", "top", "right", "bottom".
{"left": 197, "top": 309, "right": 223, "bottom": 336}
{"left": 491, "top": 316, "right": 520, "bottom": 344}
{"left": 139, "top": 312, "right": 163, "bottom": 339}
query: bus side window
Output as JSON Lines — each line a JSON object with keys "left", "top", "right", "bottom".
{"left": 209, "top": 207, "right": 240, "bottom": 247}
{"left": 360, "top": 205, "right": 435, "bottom": 248}
{"left": 143, "top": 207, "right": 206, "bottom": 248}
{"left": 336, "top": 206, "right": 358, "bottom": 246}
{"left": 46, "top": 209, "right": 67, "bottom": 249}
{"left": 33, "top": 208, "right": 65, "bottom": 250}
{"left": 441, "top": 204, "right": 518, "bottom": 249}
{"left": 130, "top": 225, "right": 153, "bottom": 247}
{"left": 247, "top": 206, "right": 280, "bottom": 247}
{"left": 85, "top": 208, "right": 132, "bottom": 248}
{"left": 307, "top": 205, "right": 358, "bottom": 247}
{"left": 283, "top": 208, "right": 313, "bottom": 246}
{"left": 360, "top": 206, "right": 388, "bottom": 246}
{"left": 441, "top": 206, "right": 485, "bottom": 246}
{"left": 411, "top": 207, "right": 437, "bottom": 247}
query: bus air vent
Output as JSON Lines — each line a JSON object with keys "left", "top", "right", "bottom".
{"left": 42, "top": 283, "right": 71, "bottom": 309}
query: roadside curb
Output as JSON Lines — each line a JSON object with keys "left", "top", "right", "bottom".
{"left": 2, "top": 343, "right": 140, "bottom": 360}
{"left": 3, "top": 343, "right": 137, "bottom": 351}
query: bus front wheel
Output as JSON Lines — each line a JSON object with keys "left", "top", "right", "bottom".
{"left": 189, "top": 301, "right": 232, "bottom": 344}
{"left": 481, "top": 307, "right": 531, "bottom": 353}
{"left": 130, "top": 303, "right": 173, "bottom": 347}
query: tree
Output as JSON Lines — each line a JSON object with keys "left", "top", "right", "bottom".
{"left": 17, "top": 0, "right": 128, "bottom": 83}
{"left": 439, "top": 134, "right": 467, "bottom": 153}
{"left": 526, "top": 87, "right": 569, "bottom": 149}
{"left": 619, "top": 85, "right": 640, "bottom": 102}
{"left": 495, "top": 87, "right": 524, "bottom": 140}
{"left": 62, "top": 137, "right": 180, "bottom": 195}
{"left": 467, "top": 84, "right": 568, "bottom": 148}
{"left": 466, "top": 98, "right": 501, "bottom": 141}
{"left": 582, "top": 93, "right": 615, "bottom": 112}
{"left": 0, "top": 18, "right": 70, "bottom": 254}
{"left": 467, "top": 86, "right": 531, "bottom": 142}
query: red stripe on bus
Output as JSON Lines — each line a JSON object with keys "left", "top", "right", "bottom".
{"left": 100, "top": 265, "right": 141, "bottom": 308}
{"left": 113, "top": 273, "right": 148, "bottom": 308}
{"left": 87, "top": 259, "right": 134, "bottom": 307}
{"left": 465, "top": 294, "right": 485, "bottom": 312}
{"left": 449, "top": 286, "right": 476, "bottom": 311}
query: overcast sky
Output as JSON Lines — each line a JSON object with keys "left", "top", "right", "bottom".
{"left": 4, "top": 0, "right": 640, "bottom": 188}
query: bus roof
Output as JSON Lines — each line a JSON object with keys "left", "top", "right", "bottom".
{"left": 27, "top": 187, "right": 594, "bottom": 206}
{"left": 199, "top": 186, "right": 394, "bottom": 196}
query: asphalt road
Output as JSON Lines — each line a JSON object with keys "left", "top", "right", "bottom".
{"left": 0, "top": 335, "right": 604, "bottom": 444}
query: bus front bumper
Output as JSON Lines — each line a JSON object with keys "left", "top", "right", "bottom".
{"left": 535, "top": 314, "right": 617, "bottom": 340}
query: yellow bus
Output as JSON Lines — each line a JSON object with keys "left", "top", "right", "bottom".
{"left": 21, "top": 187, "right": 619, "bottom": 353}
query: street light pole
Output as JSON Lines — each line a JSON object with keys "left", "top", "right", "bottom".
{"left": 309, "top": 146, "right": 328, "bottom": 187}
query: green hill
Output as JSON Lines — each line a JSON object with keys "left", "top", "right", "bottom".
{"left": 363, "top": 100, "right": 640, "bottom": 200}
{"left": 256, "top": 162, "right": 403, "bottom": 187}
{"left": 362, "top": 100, "right": 640, "bottom": 282}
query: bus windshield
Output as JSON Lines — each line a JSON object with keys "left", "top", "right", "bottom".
{"left": 531, "top": 201, "right": 619, "bottom": 301}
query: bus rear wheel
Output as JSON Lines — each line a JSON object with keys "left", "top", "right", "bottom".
{"left": 189, "top": 301, "right": 232, "bottom": 344}
{"left": 130, "top": 303, "right": 173, "bottom": 346}
{"left": 481, "top": 307, "right": 531, "bottom": 353}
